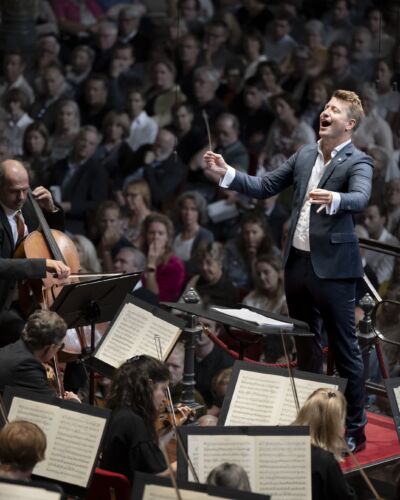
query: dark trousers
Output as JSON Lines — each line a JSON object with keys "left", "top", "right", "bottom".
{"left": 284, "top": 247, "right": 366, "bottom": 437}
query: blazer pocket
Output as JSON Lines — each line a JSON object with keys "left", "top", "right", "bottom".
{"left": 330, "top": 232, "right": 358, "bottom": 244}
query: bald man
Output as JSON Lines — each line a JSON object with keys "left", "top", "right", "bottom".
{"left": 0, "top": 160, "right": 70, "bottom": 345}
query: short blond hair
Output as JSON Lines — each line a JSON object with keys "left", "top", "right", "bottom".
{"left": 332, "top": 89, "right": 364, "bottom": 130}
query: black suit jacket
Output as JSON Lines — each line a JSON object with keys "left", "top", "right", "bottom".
{"left": 231, "top": 143, "right": 374, "bottom": 279}
{"left": 51, "top": 156, "right": 109, "bottom": 234}
{"left": 0, "top": 338, "right": 56, "bottom": 397}
{"left": 0, "top": 200, "right": 65, "bottom": 310}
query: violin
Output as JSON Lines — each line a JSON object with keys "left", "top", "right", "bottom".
{"left": 158, "top": 401, "right": 195, "bottom": 430}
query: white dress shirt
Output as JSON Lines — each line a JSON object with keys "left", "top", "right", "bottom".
{"left": 0, "top": 202, "right": 28, "bottom": 246}
{"left": 127, "top": 111, "right": 158, "bottom": 152}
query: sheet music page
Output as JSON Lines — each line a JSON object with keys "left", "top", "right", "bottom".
{"left": 255, "top": 435, "right": 311, "bottom": 500}
{"left": 224, "top": 370, "right": 286, "bottom": 425}
{"left": 187, "top": 435, "right": 256, "bottom": 486}
{"left": 0, "top": 484, "right": 61, "bottom": 500}
{"left": 142, "top": 485, "right": 226, "bottom": 500}
{"left": 95, "top": 302, "right": 181, "bottom": 367}
{"left": 393, "top": 386, "right": 400, "bottom": 410}
{"left": 212, "top": 308, "right": 293, "bottom": 328}
{"left": 279, "top": 378, "right": 340, "bottom": 425}
{"left": 8, "top": 398, "right": 106, "bottom": 487}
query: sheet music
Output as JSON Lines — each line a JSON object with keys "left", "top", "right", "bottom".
{"left": 212, "top": 308, "right": 293, "bottom": 328}
{"left": 186, "top": 434, "right": 311, "bottom": 500}
{"left": 0, "top": 484, "right": 61, "bottom": 500}
{"left": 142, "top": 485, "right": 226, "bottom": 500}
{"left": 224, "top": 370, "right": 340, "bottom": 426}
{"left": 8, "top": 398, "right": 107, "bottom": 487}
{"left": 95, "top": 302, "right": 181, "bottom": 368}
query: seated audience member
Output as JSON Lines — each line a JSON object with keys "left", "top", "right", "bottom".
{"left": 367, "top": 6, "right": 394, "bottom": 59}
{"left": 166, "top": 341, "right": 205, "bottom": 407}
{"left": 71, "top": 234, "right": 102, "bottom": 273}
{"left": 224, "top": 211, "right": 280, "bottom": 290}
{"left": 200, "top": 19, "right": 234, "bottom": 72}
{"left": 126, "top": 88, "right": 158, "bottom": 153}
{"left": 349, "top": 27, "right": 375, "bottom": 82}
{"left": 128, "top": 128, "right": 187, "bottom": 210}
{"left": 141, "top": 213, "right": 185, "bottom": 302}
{"left": 98, "top": 110, "right": 131, "bottom": 176}
{"left": 3, "top": 88, "right": 33, "bottom": 156}
{"left": 264, "top": 13, "right": 297, "bottom": 67}
{"left": 52, "top": 0, "right": 103, "bottom": 38}
{"left": 172, "top": 102, "right": 206, "bottom": 165}
{"left": 214, "top": 113, "right": 249, "bottom": 174}
{"left": 65, "top": 44, "right": 95, "bottom": 90}
{"left": 0, "top": 310, "right": 79, "bottom": 401}
{"left": 385, "top": 179, "right": 400, "bottom": 240}
{"left": 207, "top": 366, "right": 233, "bottom": 417}
{"left": 145, "top": 59, "right": 186, "bottom": 128}
{"left": 121, "top": 179, "right": 152, "bottom": 247}
{"left": 173, "top": 191, "right": 214, "bottom": 275}
{"left": 95, "top": 200, "right": 132, "bottom": 272}
{"left": 300, "top": 77, "right": 334, "bottom": 135}
{"left": 256, "top": 61, "right": 283, "bottom": 106}
{"left": 255, "top": 194, "right": 289, "bottom": 248}
{"left": 113, "top": 246, "right": 159, "bottom": 305}
{"left": 30, "top": 62, "right": 74, "bottom": 132}
{"left": 324, "top": 42, "right": 360, "bottom": 93}
{"left": 264, "top": 93, "right": 316, "bottom": 160}
{"left": 177, "top": 33, "right": 201, "bottom": 101}
{"left": 293, "top": 388, "right": 356, "bottom": 499}
{"left": 0, "top": 52, "right": 35, "bottom": 105}
{"left": 101, "top": 355, "right": 190, "bottom": 482}
{"left": 80, "top": 74, "right": 112, "bottom": 130}
{"left": 303, "top": 20, "right": 328, "bottom": 78}
{"left": 50, "top": 99, "right": 80, "bottom": 162}
{"left": 117, "top": 5, "right": 148, "bottom": 63}
{"left": 353, "top": 84, "right": 394, "bottom": 153}
{"left": 92, "top": 19, "right": 118, "bottom": 74}
{"left": 238, "top": 76, "right": 274, "bottom": 154}
{"left": 367, "top": 146, "right": 399, "bottom": 207}
{"left": 22, "top": 121, "right": 52, "bottom": 188}
{"left": 363, "top": 204, "right": 399, "bottom": 288}
{"left": 242, "top": 30, "right": 268, "bottom": 80}
{"left": 207, "top": 463, "right": 251, "bottom": 491}
{"left": 0, "top": 421, "right": 46, "bottom": 480}
{"left": 50, "top": 126, "right": 109, "bottom": 234}
{"left": 375, "top": 59, "right": 400, "bottom": 126}
{"left": 195, "top": 320, "right": 234, "bottom": 407}
{"left": 182, "top": 242, "right": 239, "bottom": 307}
{"left": 243, "top": 254, "right": 287, "bottom": 315}
{"left": 216, "top": 58, "right": 245, "bottom": 110}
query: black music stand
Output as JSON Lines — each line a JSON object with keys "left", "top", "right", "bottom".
{"left": 163, "top": 301, "right": 311, "bottom": 408}
{"left": 50, "top": 272, "right": 141, "bottom": 403}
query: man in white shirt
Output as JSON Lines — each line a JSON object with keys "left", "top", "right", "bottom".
{"left": 204, "top": 90, "right": 374, "bottom": 453}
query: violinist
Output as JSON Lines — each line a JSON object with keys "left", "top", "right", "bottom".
{"left": 0, "top": 159, "right": 70, "bottom": 346}
{"left": 0, "top": 309, "right": 80, "bottom": 402}
{"left": 101, "top": 355, "right": 191, "bottom": 483}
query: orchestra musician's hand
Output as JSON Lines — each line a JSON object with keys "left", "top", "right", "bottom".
{"left": 32, "top": 186, "right": 58, "bottom": 213}
{"left": 64, "top": 391, "right": 81, "bottom": 403}
{"left": 203, "top": 151, "right": 229, "bottom": 183}
{"left": 46, "top": 259, "right": 71, "bottom": 278}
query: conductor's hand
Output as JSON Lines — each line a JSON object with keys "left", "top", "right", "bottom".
{"left": 309, "top": 188, "right": 333, "bottom": 213}
{"left": 32, "top": 186, "right": 57, "bottom": 212}
{"left": 46, "top": 259, "right": 71, "bottom": 278}
{"left": 203, "top": 151, "right": 228, "bottom": 183}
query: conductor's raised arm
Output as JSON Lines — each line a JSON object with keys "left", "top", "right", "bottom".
{"left": 203, "top": 151, "right": 230, "bottom": 183}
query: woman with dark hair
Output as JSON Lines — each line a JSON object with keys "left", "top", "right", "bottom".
{"left": 173, "top": 191, "right": 214, "bottom": 275}
{"left": 22, "top": 121, "right": 52, "bottom": 188}
{"left": 142, "top": 213, "right": 185, "bottom": 301}
{"left": 224, "top": 211, "right": 280, "bottom": 290}
{"left": 256, "top": 61, "right": 283, "bottom": 105}
{"left": 101, "top": 355, "right": 190, "bottom": 482}
{"left": 100, "top": 356, "right": 170, "bottom": 482}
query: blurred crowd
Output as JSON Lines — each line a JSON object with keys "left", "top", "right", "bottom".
{"left": 1, "top": 0, "right": 400, "bottom": 379}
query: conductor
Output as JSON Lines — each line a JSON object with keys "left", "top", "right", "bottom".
{"left": 204, "top": 89, "right": 373, "bottom": 453}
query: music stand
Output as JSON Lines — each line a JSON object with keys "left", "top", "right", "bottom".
{"left": 50, "top": 272, "right": 141, "bottom": 403}
{"left": 163, "top": 301, "right": 311, "bottom": 410}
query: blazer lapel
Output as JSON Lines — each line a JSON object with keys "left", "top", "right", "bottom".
{"left": 0, "top": 206, "right": 14, "bottom": 249}
{"left": 318, "top": 143, "right": 354, "bottom": 188}
{"left": 298, "top": 148, "right": 319, "bottom": 202}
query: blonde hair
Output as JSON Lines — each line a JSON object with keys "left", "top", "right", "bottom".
{"left": 331, "top": 89, "right": 364, "bottom": 130}
{"left": 72, "top": 234, "right": 102, "bottom": 273}
{"left": 292, "top": 388, "right": 346, "bottom": 460}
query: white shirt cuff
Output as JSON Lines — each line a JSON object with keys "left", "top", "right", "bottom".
{"left": 219, "top": 164, "right": 236, "bottom": 188}
{"left": 326, "top": 192, "right": 340, "bottom": 214}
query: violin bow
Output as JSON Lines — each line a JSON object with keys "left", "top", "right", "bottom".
{"left": 154, "top": 335, "right": 200, "bottom": 483}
